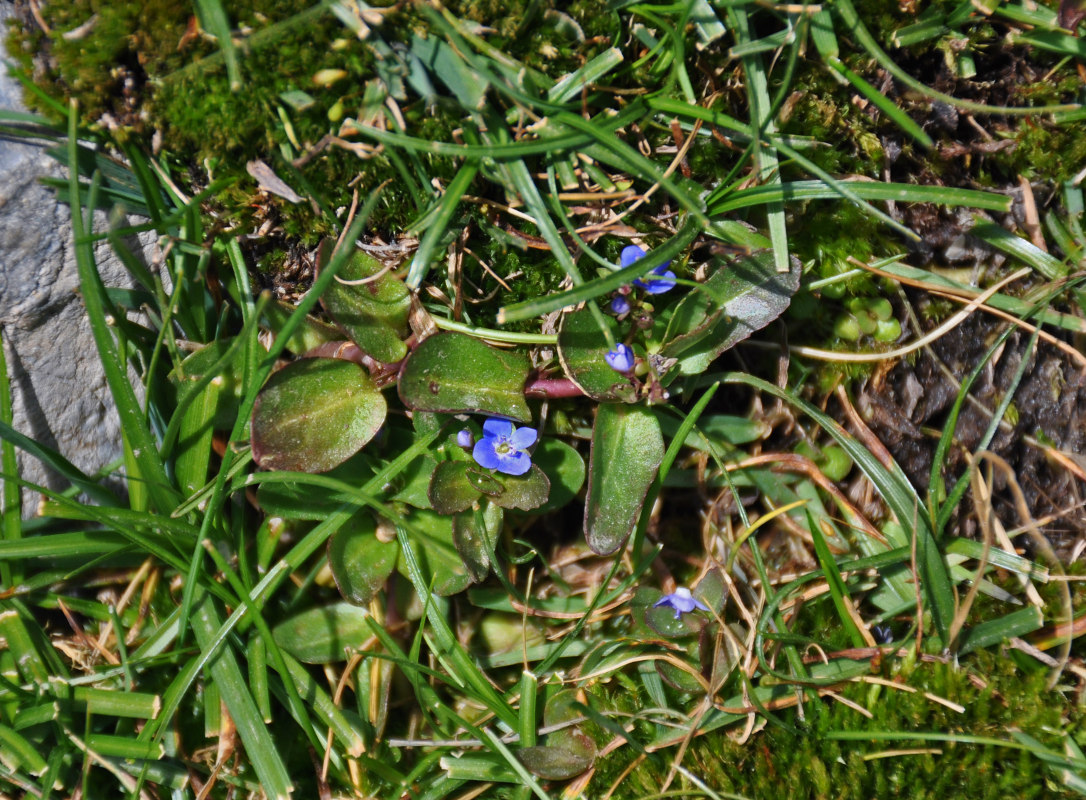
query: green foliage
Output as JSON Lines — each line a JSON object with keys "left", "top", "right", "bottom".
{"left": 4, "top": 0, "right": 1086, "bottom": 797}
{"left": 590, "top": 653, "right": 1081, "bottom": 799}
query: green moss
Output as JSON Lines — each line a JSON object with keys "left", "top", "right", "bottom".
{"left": 589, "top": 652, "right": 1082, "bottom": 799}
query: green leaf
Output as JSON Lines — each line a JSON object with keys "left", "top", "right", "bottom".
{"left": 272, "top": 602, "right": 372, "bottom": 663}
{"left": 321, "top": 249, "right": 411, "bottom": 363}
{"left": 255, "top": 452, "right": 379, "bottom": 519}
{"left": 517, "top": 730, "right": 596, "bottom": 781}
{"left": 491, "top": 465, "right": 551, "bottom": 511}
{"left": 398, "top": 332, "right": 531, "bottom": 422}
{"left": 585, "top": 405, "right": 664, "bottom": 554}
{"left": 661, "top": 251, "right": 800, "bottom": 378}
{"left": 399, "top": 509, "right": 473, "bottom": 596}
{"left": 428, "top": 461, "right": 483, "bottom": 514}
{"left": 557, "top": 309, "right": 639, "bottom": 403}
{"left": 169, "top": 337, "right": 248, "bottom": 429}
{"left": 639, "top": 587, "right": 704, "bottom": 638}
{"left": 452, "top": 503, "right": 503, "bottom": 582}
{"left": 251, "top": 358, "right": 387, "bottom": 473}
{"left": 328, "top": 514, "right": 399, "bottom": 605}
{"left": 531, "top": 439, "right": 586, "bottom": 514}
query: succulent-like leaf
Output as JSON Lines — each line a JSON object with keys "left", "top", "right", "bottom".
{"left": 645, "top": 597, "right": 705, "bottom": 638}
{"left": 490, "top": 465, "right": 551, "bottom": 511}
{"left": 584, "top": 404, "right": 664, "bottom": 554}
{"left": 398, "top": 332, "right": 532, "bottom": 422}
{"left": 517, "top": 730, "right": 597, "bottom": 781}
{"left": 272, "top": 602, "right": 371, "bottom": 663}
{"left": 465, "top": 467, "right": 505, "bottom": 497}
{"left": 251, "top": 358, "right": 387, "bottom": 473}
{"left": 328, "top": 514, "right": 399, "bottom": 605}
{"left": 322, "top": 249, "right": 410, "bottom": 364}
{"left": 532, "top": 438, "right": 586, "bottom": 514}
{"left": 656, "top": 656, "right": 706, "bottom": 693}
{"left": 428, "top": 461, "right": 482, "bottom": 514}
{"left": 399, "top": 509, "right": 472, "bottom": 596}
{"left": 452, "top": 503, "right": 502, "bottom": 582}
{"left": 557, "top": 309, "right": 639, "bottom": 402}
{"left": 519, "top": 688, "right": 598, "bottom": 779}
{"left": 660, "top": 251, "right": 800, "bottom": 378}
{"left": 694, "top": 568, "right": 727, "bottom": 616}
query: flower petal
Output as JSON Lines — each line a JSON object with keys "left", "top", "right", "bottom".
{"left": 472, "top": 439, "right": 502, "bottom": 470}
{"left": 509, "top": 427, "right": 537, "bottom": 450}
{"left": 482, "top": 418, "right": 514, "bottom": 439}
{"left": 496, "top": 450, "right": 531, "bottom": 476}
{"left": 638, "top": 266, "right": 677, "bottom": 294}
{"left": 620, "top": 245, "right": 645, "bottom": 268}
{"left": 605, "top": 344, "right": 634, "bottom": 372}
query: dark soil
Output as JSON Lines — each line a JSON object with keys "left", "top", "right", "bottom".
{"left": 858, "top": 309, "right": 1086, "bottom": 555}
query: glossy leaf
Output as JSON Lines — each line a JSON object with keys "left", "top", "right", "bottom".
{"left": 251, "top": 358, "right": 387, "bottom": 473}
{"left": 660, "top": 251, "right": 800, "bottom": 378}
{"left": 452, "top": 503, "right": 503, "bottom": 582}
{"left": 328, "top": 514, "right": 399, "bottom": 605}
{"left": 531, "top": 438, "right": 586, "bottom": 514}
{"left": 465, "top": 467, "right": 505, "bottom": 497}
{"left": 694, "top": 568, "right": 727, "bottom": 616}
{"left": 634, "top": 586, "right": 704, "bottom": 639}
{"left": 517, "top": 730, "right": 596, "bottom": 781}
{"left": 399, "top": 509, "right": 472, "bottom": 596}
{"left": 656, "top": 657, "right": 706, "bottom": 694}
{"left": 491, "top": 465, "right": 551, "bottom": 511}
{"left": 321, "top": 249, "right": 411, "bottom": 363}
{"left": 429, "top": 461, "right": 482, "bottom": 514}
{"left": 519, "top": 688, "right": 598, "bottom": 779}
{"left": 272, "top": 602, "right": 372, "bottom": 663}
{"left": 398, "top": 333, "right": 532, "bottom": 422}
{"left": 557, "top": 309, "right": 639, "bottom": 402}
{"left": 584, "top": 405, "right": 664, "bottom": 555}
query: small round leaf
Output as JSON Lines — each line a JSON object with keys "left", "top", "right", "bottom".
{"left": 329, "top": 515, "right": 399, "bottom": 605}
{"left": 251, "top": 358, "right": 387, "bottom": 473}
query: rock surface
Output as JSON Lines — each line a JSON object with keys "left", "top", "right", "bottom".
{"left": 1, "top": 9, "right": 150, "bottom": 512}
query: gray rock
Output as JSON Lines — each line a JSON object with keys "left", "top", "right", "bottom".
{"left": 2, "top": 8, "right": 153, "bottom": 513}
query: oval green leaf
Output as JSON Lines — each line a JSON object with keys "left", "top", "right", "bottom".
{"left": 398, "top": 509, "right": 472, "bottom": 596}
{"left": 328, "top": 514, "right": 399, "bottom": 605}
{"left": 660, "top": 251, "right": 801, "bottom": 379}
{"left": 272, "top": 602, "right": 372, "bottom": 663}
{"left": 251, "top": 358, "right": 387, "bottom": 473}
{"left": 398, "top": 332, "right": 532, "bottom": 422}
{"left": 518, "top": 732, "right": 596, "bottom": 781}
{"left": 491, "top": 464, "right": 551, "bottom": 511}
{"left": 584, "top": 404, "right": 664, "bottom": 555}
{"left": 322, "top": 250, "right": 410, "bottom": 363}
{"left": 428, "top": 461, "right": 482, "bottom": 514}
{"left": 557, "top": 308, "right": 639, "bottom": 402}
{"left": 532, "top": 438, "right": 586, "bottom": 514}
{"left": 452, "top": 503, "right": 502, "bottom": 583}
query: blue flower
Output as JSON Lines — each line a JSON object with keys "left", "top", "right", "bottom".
{"left": 653, "top": 587, "right": 709, "bottom": 619}
{"left": 610, "top": 295, "right": 631, "bottom": 315}
{"left": 623, "top": 245, "right": 676, "bottom": 295}
{"left": 472, "top": 418, "right": 537, "bottom": 476}
{"left": 605, "top": 343, "right": 635, "bottom": 373}
{"left": 456, "top": 429, "right": 474, "bottom": 449}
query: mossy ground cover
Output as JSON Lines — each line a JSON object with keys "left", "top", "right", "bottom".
{"left": 4, "top": 0, "right": 1086, "bottom": 797}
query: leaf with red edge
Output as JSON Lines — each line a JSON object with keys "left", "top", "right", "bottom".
{"left": 251, "top": 358, "right": 386, "bottom": 473}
